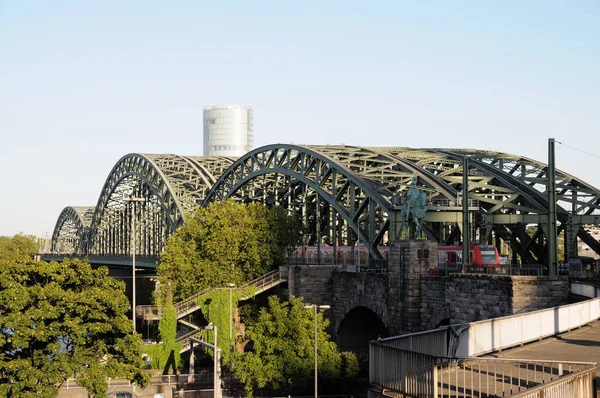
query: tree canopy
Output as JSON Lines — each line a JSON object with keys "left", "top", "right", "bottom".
{"left": 0, "top": 235, "right": 149, "bottom": 397}
{"left": 232, "top": 296, "right": 358, "bottom": 397}
{"left": 157, "top": 200, "right": 302, "bottom": 301}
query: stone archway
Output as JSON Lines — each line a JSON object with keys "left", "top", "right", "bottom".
{"left": 336, "top": 306, "right": 389, "bottom": 353}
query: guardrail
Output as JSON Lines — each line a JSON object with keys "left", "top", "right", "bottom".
{"left": 571, "top": 281, "right": 600, "bottom": 298}
{"left": 240, "top": 269, "right": 281, "bottom": 289}
{"left": 455, "top": 297, "right": 600, "bottom": 357}
{"left": 369, "top": 345, "right": 441, "bottom": 396}
{"left": 63, "top": 373, "right": 213, "bottom": 389}
{"left": 174, "top": 286, "right": 213, "bottom": 318}
{"left": 370, "top": 342, "right": 596, "bottom": 397}
{"left": 377, "top": 282, "right": 600, "bottom": 359}
{"left": 137, "top": 269, "right": 287, "bottom": 321}
{"left": 284, "top": 255, "right": 389, "bottom": 271}
{"left": 377, "top": 327, "right": 451, "bottom": 356}
{"left": 512, "top": 367, "right": 596, "bottom": 398}
{"left": 136, "top": 304, "right": 161, "bottom": 320}
{"left": 371, "top": 281, "right": 600, "bottom": 396}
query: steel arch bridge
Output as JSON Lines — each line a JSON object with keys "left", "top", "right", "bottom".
{"left": 51, "top": 145, "right": 600, "bottom": 266}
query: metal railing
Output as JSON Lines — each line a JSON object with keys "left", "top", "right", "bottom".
{"left": 174, "top": 286, "right": 213, "bottom": 318}
{"left": 512, "top": 367, "right": 596, "bottom": 398}
{"left": 427, "top": 198, "right": 480, "bottom": 210}
{"left": 436, "top": 358, "right": 595, "bottom": 398}
{"left": 137, "top": 269, "right": 287, "bottom": 321}
{"left": 434, "top": 263, "right": 543, "bottom": 276}
{"left": 369, "top": 342, "right": 596, "bottom": 397}
{"left": 370, "top": 344, "right": 443, "bottom": 396}
{"left": 240, "top": 269, "right": 281, "bottom": 289}
{"left": 370, "top": 281, "right": 600, "bottom": 397}
{"left": 379, "top": 327, "right": 451, "bottom": 356}
{"left": 63, "top": 373, "right": 213, "bottom": 389}
{"left": 284, "top": 254, "right": 389, "bottom": 271}
{"left": 375, "top": 283, "right": 600, "bottom": 359}
{"left": 176, "top": 330, "right": 203, "bottom": 352}
{"left": 136, "top": 304, "right": 161, "bottom": 320}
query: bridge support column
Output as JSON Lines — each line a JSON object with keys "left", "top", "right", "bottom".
{"left": 565, "top": 216, "right": 580, "bottom": 261}
{"left": 389, "top": 240, "right": 439, "bottom": 334}
{"left": 188, "top": 340, "right": 195, "bottom": 383}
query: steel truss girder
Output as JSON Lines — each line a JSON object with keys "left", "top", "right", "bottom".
{"left": 445, "top": 149, "right": 600, "bottom": 216}
{"left": 203, "top": 144, "right": 392, "bottom": 259}
{"left": 87, "top": 153, "right": 233, "bottom": 257}
{"left": 51, "top": 206, "right": 95, "bottom": 255}
{"left": 51, "top": 145, "right": 600, "bottom": 265}
{"left": 442, "top": 149, "right": 600, "bottom": 259}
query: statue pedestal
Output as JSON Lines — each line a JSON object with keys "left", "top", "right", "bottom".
{"left": 388, "top": 240, "right": 439, "bottom": 333}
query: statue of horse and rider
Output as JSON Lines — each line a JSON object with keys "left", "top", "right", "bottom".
{"left": 400, "top": 176, "right": 427, "bottom": 240}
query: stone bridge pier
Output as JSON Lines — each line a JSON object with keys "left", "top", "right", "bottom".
{"left": 283, "top": 240, "right": 570, "bottom": 353}
{"left": 284, "top": 241, "right": 439, "bottom": 351}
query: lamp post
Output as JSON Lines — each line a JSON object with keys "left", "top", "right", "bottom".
{"left": 304, "top": 304, "right": 330, "bottom": 398}
{"left": 226, "top": 283, "right": 236, "bottom": 353}
{"left": 205, "top": 323, "right": 221, "bottom": 398}
{"left": 125, "top": 196, "right": 145, "bottom": 333}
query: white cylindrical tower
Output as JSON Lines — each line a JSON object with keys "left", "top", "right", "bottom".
{"left": 203, "top": 105, "right": 254, "bottom": 157}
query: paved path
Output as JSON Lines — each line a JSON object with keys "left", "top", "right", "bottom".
{"left": 433, "top": 322, "right": 600, "bottom": 397}
{"left": 492, "top": 320, "right": 600, "bottom": 393}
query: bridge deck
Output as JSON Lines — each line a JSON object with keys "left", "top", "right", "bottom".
{"left": 494, "top": 321, "right": 600, "bottom": 394}
{"left": 433, "top": 322, "right": 600, "bottom": 397}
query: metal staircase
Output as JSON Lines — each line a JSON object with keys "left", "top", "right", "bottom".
{"left": 136, "top": 268, "right": 286, "bottom": 322}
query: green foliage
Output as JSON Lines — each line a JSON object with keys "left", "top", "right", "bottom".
{"left": 232, "top": 296, "right": 359, "bottom": 397}
{"left": 0, "top": 236, "right": 149, "bottom": 397}
{"left": 158, "top": 200, "right": 301, "bottom": 302}
{"left": 144, "top": 293, "right": 182, "bottom": 371}
{"left": 197, "top": 287, "right": 256, "bottom": 364}
{"left": 0, "top": 234, "right": 38, "bottom": 263}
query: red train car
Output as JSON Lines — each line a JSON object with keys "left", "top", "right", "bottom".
{"left": 295, "top": 244, "right": 500, "bottom": 273}
{"left": 437, "top": 244, "right": 500, "bottom": 272}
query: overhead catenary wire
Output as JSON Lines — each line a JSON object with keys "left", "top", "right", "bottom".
{"left": 556, "top": 140, "right": 600, "bottom": 162}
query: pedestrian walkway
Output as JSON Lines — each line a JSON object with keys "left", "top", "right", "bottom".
{"left": 492, "top": 320, "right": 600, "bottom": 393}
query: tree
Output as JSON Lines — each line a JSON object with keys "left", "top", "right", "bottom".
{"left": 158, "top": 200, "right": 301, "bottom": 301}
{"left": 143, "top": 288, "right": 182, "bottom": 372}
{"left": 0, "top": 235, "right": 149, "bottom": 397}
{"left": 232, "top": 296, "right": 358, "bottom": 397}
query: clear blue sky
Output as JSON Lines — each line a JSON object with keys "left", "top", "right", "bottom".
{"left": 1, "top": 1, "right": 598, "bottom": 237}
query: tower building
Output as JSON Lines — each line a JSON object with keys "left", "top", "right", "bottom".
{"left": 203, "top": 105, "right": 254, "bottom": 157}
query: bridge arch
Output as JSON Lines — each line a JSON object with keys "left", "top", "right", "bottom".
{"left": 203, "top": 144, "right": 394, "bottom": 259}
{"left": 51, "top": 206, "right": 95, "bottom": 255}
{"left": 335, "top": 306, "right": 389, "bottom": 353}
{"left": 49, "top": 144, "right": 600, "bottom": 263}
{"left": 88, "top": 153, "right": 233, "bottom": 257}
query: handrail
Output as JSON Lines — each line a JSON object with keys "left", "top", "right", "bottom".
{"left": 511, "top": 367, "right": 596, "bottom": 398}
{"left": 240, "top": 269, "right": 281, "bottom": 288}
{"left": 370, "top": 342, "right": 597, "bottom": 397}
{"left": 377, "top": 282, "right": 600, "bottom": 358}
{"left": 137, "top": 268, "right": 287, "bottom": 321}
{"left": 370, "top": 281, "right": 600, "bottom": 397}
{"left": 174, "top": 286, "right": 213, "bottom": 315}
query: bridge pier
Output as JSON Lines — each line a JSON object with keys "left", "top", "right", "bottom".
{"left": 284, "top": 240, "right": 571, "bottom": 353}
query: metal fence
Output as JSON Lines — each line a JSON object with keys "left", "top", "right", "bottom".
{"left": 63, "top": 373, "right": 213, "bottom": 389}
{"left": 511, "top": 367, "right": 596, "bottom": 398}
{"left": 369, "top": 345, "right": 441, "bottom": 397}
{"left": 284, "top": 254, "right": 389, "bottom": 271}
{"left": 369, "top": 342, "right": 596, "bottom": 398}
{"left": 375, "top": 327, "right": 451, "bottom": 357}
{"left": 370, "top": 281, "right": 600, "bottom": 397}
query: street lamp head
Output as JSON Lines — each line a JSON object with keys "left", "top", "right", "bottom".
{"left": 304, "top": 304, "right": 330, "bottom": 310}
{"left": 226, "top": 283, "right": 236, "bottom": 287}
